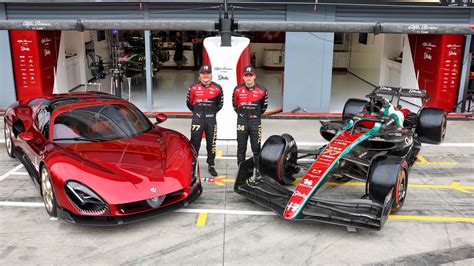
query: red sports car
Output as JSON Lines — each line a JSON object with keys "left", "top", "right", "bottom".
{"left": 4, "top": 92, "right": 201, "bottom": 225}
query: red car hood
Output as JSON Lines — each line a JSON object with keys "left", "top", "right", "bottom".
{"left": 60, "top": 131, "right": 167, "bottom": 187}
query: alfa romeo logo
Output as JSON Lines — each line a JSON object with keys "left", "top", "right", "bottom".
{"left": 150, "top": 187, "right": 157, "bottom": 193}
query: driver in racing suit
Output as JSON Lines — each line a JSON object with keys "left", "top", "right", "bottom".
{"left": 233, "top": 65, "right": 269, "bottom": 169}
{"left": 186, "top": 65, "right": 223, "bottom": 177}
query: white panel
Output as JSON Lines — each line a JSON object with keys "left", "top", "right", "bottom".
{"left": 400, "top": 34, "right": 422, "bottom": 111}
{"left": 348, "top": 33, "right": 383, "bottom": 85}
{"left": 204, "top": 36, "right": 250, "bottom": 140}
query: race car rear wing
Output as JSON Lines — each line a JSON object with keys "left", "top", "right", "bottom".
{"left": 372, "top": 86, "right": 428, "bottom": 99}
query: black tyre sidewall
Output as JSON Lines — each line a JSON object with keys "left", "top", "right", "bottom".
{"left": 367, "top": 155, "right": 408, "bottom": 211}
{"left": 279, "top": 134, "right": 298, "bottom": 185}
{"left": 416, "top": 108, "right": 447, "bottom": 144}
{"left": 259, "top": 134, "right": 297, "bottom": 185}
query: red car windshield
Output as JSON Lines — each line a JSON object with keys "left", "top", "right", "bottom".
{"left": 53, "top": 104, "right": 151, "bottom": 143}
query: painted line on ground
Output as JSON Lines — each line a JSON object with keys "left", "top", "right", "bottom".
{"left": 202, "top": 140, "right": 474, "bottom": 147}
{"left": 0, "top": 164, "right": 24, "bottom": 181}
{"left": 1, "top": 202, "right": 473, "bottom": 223}
{"left": 0, "top": 201, "right": 44, "bottom": 207}
{"left": 416, "top": 155, "right": 458, "bottom": 166}
{"left": 199, "top": 155, "right": 465, "bottom": 166}
{"left": 195, "top": 212, "right": 208, "bottom": 227}
{"left": 388, "top": 215, "right": 474, "bottom": 223}
{"left": 291, "top": 179, "right": 474, "bottom": 193}
{"left": 0, "top": 138, "right": 472, "bottom": 147}
{"left": 206, "top": 177, "right": 473, "bottom": 194}
{"left": 11, "top": 172, "right": 30, "bottom": 176}
{"left": 202, "top": 175, "right": 233, "bottom": 187}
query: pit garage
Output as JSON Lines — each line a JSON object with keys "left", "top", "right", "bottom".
{"left": 1, "top": 0, "right": 474, "bottom": 265}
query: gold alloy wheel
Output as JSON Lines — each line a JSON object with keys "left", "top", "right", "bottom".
{"left": 41, "top": 167, "right": 54, "bottom": 214}
{"left": 396, "top": 169, "right": 407, "bottom": 207}
{"left": 5, "top": 125, "right": 12, "bottom": 155}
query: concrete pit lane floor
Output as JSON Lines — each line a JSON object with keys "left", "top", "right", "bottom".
{"left": 0, "top": 118, "right": 473, "bottom": 264}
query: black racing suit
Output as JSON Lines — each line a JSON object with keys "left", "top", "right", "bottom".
{"left": 187, "top": 81, "right": 223, "bottom": 167}
{"left": 232, "top": 83, "right": 269, "bottom": 167}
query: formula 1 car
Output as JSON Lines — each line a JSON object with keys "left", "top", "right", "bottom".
{"left": 235, "top": 86, "right": 446, "bottom": 230}
{"left": 118, "top": 46, "right": 164, "bottom": 78}
{"left": 4, "top": 92, "right": 201, "bottom": 225}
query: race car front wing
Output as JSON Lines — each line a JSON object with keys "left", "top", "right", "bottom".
{"left": 234, "top": 158, "right": 393, "bottom": 230}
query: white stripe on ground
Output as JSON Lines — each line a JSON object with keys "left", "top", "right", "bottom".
{"left": 0, "top": 201, "right": 44, "bottom": 207}
{"left": 11, "top": 172, "right": 29, "bottom": 175}
{"left": 206, "top": 141, "right": 474, "bottom": 147}
{"left": 0, "top": 164, "right": 24, "bottom": 181}
{"left": 0, "top": 201, "right": 276, "bottom": 216}
{"left": 0, "top": 138, "right": 471, "bottom": 147}
{"left": 176, "top": 208, "right": 275, "bottom": 216}
{"left": 198, "top": 156, "right": 313, "bottom": 162}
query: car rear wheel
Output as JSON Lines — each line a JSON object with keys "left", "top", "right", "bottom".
{"left": 4, "top": 121, "right": 15, "bottom": 158}
{"left": 41, "top": 166, "right": 58, "bottom": 217}
{"left": 342, "top": 98, "right": 368, "bottom": 121}
{"left": 416, "top": 107, "right": 447, "bottom": 144}
{"left": 367, "top": 155, "right": 408, "bottom": 212}
{"left": 259, "top": 134, "right": 299, "bottom": 185}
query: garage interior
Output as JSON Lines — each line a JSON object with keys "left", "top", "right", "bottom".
{"left": 58, "top": 29, "right": 386, "bottom": 113}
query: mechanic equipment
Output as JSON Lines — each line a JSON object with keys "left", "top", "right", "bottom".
{"left": 235, "top": 86, "right": 447, "bottom": 230}
{"left": 84, "top": 82, "right": 103, "bottom": 92}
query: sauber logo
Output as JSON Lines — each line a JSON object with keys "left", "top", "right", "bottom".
{"left": 448, "top": 51, "right": 457, "bottom": 56}
{"left": 286, "top": 202, "right": 300, "bottom": 212}
{"left": 218, "top": 75, "right": 229, "bottom": 80}
{"left": 408, "top": 89, "right": 422, "bottom": 94}
{"left": 293, "top": 190, "right": 308, "bottom": 198}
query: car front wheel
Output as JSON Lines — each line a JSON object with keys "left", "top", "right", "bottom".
{"left": 41, "top": 166, "right": 58, "bottom": 217}
{"left": 4, "top": 121, "right": 15, "bottom": 158}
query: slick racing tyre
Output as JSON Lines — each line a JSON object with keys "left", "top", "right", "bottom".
{"left": 416, "top": 107, "right": 447, "bottom": 144}
{"left": 41, "top": 165, "right": 58, "bottom": 217}
{"left": 342, "top": 99, "right": 368, "bottom": 121}
{"left": 4, "top": 120, "right": 15, "bottom": 158}
{"left": 367, "top": 155, "right": 408, "bottom": 212}
{"left": 259, "top": 134, "right": 298, "bottom": 185}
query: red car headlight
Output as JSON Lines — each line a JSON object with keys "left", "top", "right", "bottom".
{"left": 65, "top": 181, "right": 108, "bottom": 215}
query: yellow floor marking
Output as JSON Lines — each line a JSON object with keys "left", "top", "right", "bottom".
{"left": 388, "top": 215, "right": 474, "bottom": 223}
{"left": 210, "top": 176, "right": 234, "bottom": 187}
{"left": 216, "top": 150, "right": 223, "bottom": 158}
{"left": 196, "top": 212, "right": 208, "bottom": 227}
{"left": 416, "top": 155, "right": 458, "bottom": 165}
{"left": 292, "top": 179, "right": 473, "bottom": 193}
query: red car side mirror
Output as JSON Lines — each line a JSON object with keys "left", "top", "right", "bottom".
{"left": 155, "top": 113, "right": 168, "bottom": 124}
{"left": 19, "top": 132, "right": 34, "bottom": 141}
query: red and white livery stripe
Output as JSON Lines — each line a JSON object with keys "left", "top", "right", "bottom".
{"left": 283, "top": 131, "right": 364, "bottom": 219}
